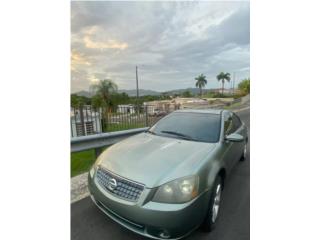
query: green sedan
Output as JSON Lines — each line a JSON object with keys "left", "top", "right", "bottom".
{"left": 88, "top": 109, "right": 248, "bottom": 239}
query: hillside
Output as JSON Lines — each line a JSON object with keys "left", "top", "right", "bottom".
{"left": 74, "top": 87, "right": 232, "bottom": 97}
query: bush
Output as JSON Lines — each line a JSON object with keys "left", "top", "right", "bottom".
{"left": 238, "top": 78, "right": 250, "bottom": 94}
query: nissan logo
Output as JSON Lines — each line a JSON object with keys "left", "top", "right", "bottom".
{"left": 107, "top": 178, "right": 117, "bottom": 191}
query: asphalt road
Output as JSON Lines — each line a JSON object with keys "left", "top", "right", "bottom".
{"left": 71, "top": 109, "right": 250, "bottom": 240}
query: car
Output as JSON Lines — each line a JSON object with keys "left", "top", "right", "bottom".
{"left": 150, "top": 108, "right": 166, "bottom": 117}
{"left": 88, "top": 109, "right": 248, "bottom": 240}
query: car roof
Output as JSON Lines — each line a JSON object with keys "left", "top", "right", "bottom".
{"left": 174, "top": 108, "right": 230, "bottom": 115}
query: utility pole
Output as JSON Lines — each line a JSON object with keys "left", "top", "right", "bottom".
{"left": 136, "top": 66, "right": 139, "bottom": 104}
{"left": 135, "top": 66, "right": 140, "bottom": 115}
{"left": 233, "top": 72, "right": 236, "bottom": 96}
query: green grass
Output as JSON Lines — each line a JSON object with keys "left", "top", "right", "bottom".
{"left": 71, "top": 149, "right": 96, "bottom": 177}
{"left": 71, "top": 147, "right": 109, "bottom": 177}
{"left": 105, "top": 123, "right": 146, "bottom": 132}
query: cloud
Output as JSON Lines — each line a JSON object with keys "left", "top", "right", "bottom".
{"left": 83, "top": 36, "right": 128, "bottom": 50}
{"left": 71, "top": 1, "right": 250, "bottom": 93}
{"left": 71, "top": 50, "right": 91, "bottom": 71}
{"left": 81, "top": 26, "right": 128, "bottom": 50}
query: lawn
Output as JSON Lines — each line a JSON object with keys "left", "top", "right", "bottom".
{"left": 71, "top": 149, "right": 96, "bottom": 177}
{"left": 71, "top": 147, "right": 109, "bottom": 177}
{"left": 104, "top": 122, "right": 146, "bottom": 132}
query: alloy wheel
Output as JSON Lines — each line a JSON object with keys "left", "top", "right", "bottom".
{"left": 212, "top": 184, "right": 221, "bottom": 223}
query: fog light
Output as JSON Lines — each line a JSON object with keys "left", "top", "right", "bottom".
{"left": 159, "top": 230, "right": 170, "bottom": 239}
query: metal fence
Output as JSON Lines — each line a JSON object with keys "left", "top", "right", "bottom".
{"left": 71, "top": 127, "right": 149, "bottom": 157}
{"left": 71, "top": 105, "right": 175, "bottom": 138}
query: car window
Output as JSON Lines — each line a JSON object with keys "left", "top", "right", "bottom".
{"left": 231, "top": 113, "right": 242, "bottom": 132}
{"left": 223, "top": 112, "right": 233, "bottom": 136}
{"left": 149, "top": 112, "right": 221, "bottom": 143}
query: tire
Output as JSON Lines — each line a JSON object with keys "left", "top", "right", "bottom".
{"left": 240, "top": 139, "right": 248, "bottom": 162}
{"left": 202, "top": 175, "right": 223, "bottom": 232}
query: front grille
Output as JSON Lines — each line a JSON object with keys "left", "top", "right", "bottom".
{"left": 96, "top": 167, "right": 144, "bottom": 202}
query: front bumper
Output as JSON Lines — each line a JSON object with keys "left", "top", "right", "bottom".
{"left": 88, "top": 171, "right": 211, "bottom": 239}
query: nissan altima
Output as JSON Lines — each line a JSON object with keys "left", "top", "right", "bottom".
{"left": 88, "top": 109, "right": 248, "bottom": 239}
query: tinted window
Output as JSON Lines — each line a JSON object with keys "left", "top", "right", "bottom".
{"left": 232, "top": 114, "right": 242, "bottom": 132}
{"left": 149, "top": 112, "right": 221, "bottom": 143}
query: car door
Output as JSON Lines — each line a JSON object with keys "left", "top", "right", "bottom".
{"left": 221, "top": 112, "right": 234, "bottom": 172}
{"left": 230, "top": 113, "right": 246, "bottom": 163}
{"left": 221, "top": 112, "right": 243, "bottom": 172}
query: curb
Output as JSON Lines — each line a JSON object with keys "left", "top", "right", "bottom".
{"left": 71, "top": 172, "right": 89, "bottom": 204}
{"left": 233, "top": 106, "right": 250, "bottom": 113}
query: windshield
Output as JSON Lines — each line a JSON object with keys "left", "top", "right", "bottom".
{"left": 148, "top": 112, "right": 221, "bottom": 143}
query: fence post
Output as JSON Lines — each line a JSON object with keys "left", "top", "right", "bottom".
{"left": 79, "top": 106, "right": 85, "bottom": 136}
{"left": 94, "top": 147, "right": 103, "bottom": 158}
{"left": 145, "top": 105, "right": 149, "bottom": 126}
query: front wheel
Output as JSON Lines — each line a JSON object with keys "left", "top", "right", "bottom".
{"left": 202, "top": 176, "right": 222, "bottom": 232}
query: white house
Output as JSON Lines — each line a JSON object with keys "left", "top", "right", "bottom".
{"left": 71, "top": 107, "right": 102, "bottom": 137}
{"left": 117, "top": 104, "right": 136, "bottom": 114}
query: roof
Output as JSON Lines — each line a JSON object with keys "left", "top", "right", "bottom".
{"left": 174, "top": 108, "right": 226, "bottom": 114}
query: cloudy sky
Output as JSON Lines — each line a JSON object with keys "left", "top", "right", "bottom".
{"left": 71, "top": 1, "right": 250, "bottom": 93}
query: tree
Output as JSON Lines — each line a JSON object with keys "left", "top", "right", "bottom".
{"left": 182, "top": 90, "right": 192, "bottom": 97}
{"left": 108, "top": 92, "right": 130, "bottom": 111}
{"left": 90, "top": 79, "right": 118, "bottom": 108}
{"left": 216, "top": 72, "right": 231, "bottom": 95}
{"left": 238, "top": 78, "right": 250, "bottom": 94}
{"left": 71, "top": 94, "right": 90, "bottom": 108}
{"left": 91, "top": 94, "right": 103, "bottom": 111}
{"left": 195, "top": 74, "right": 207, "bottom": 97}
{"left": 90, "top": 79, "right": 118, "bottom": 131}
{"left": 71, "top": 94, "right": 79, "bottom": 108}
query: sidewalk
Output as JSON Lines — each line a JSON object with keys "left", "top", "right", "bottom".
{"left": 71, "top": 172, "right": 89, "bottom": 203}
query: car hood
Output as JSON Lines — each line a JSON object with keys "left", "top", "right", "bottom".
{"left": 97, "top": 132, "right": 215, "bottom": 188}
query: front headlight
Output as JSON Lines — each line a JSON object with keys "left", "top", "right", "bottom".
{"left": 152, "top": 175, "right": 199, "bottom": 203}
{"left": 89, "top": 154, "right": 104, "bottom": 178}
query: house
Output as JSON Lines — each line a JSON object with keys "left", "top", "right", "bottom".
{"left": 117, "top": 104, "right": 136, "bottom": 114}
{"left": 71, "top": 106, "right": 103, "bottom": 137}
{"left": 143, "top": 100, "right": 178, "bottom": 114}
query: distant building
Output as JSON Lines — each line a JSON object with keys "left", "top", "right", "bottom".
{"left": 71, "top": 106, "right": 102, "bottom": 137}
{"left": 173, "top": 97, "right": 209, "bottom": 109}
{"left": 117, "top": 104, "right": 136, "bottom": 114}
{"left": 143, "top": 96, "right": 237, "bottom": 111}
{"left": 143, "top": 97, "right": 210, "bottom": 112}
{"left": 212, "top": 88, "right": 242, "bottom": 95}
{"left": 144, "top": 100, "right": 178, "bottom": 114}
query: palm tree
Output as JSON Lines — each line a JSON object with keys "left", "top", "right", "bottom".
{"left": 90, "top": 79, "right": 118, "bottom": 107}
{"left": 90, "top": 79, "right": 118, "bottom": 131}
{"left": 195, "top": 74, "right": 207, "bottom": 97}
{"left": 216, "top": 72, "right": 231, "bottom": 95}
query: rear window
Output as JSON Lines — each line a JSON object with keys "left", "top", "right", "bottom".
{"left": 149, "top": 112, "right": 221, "bottom": 143}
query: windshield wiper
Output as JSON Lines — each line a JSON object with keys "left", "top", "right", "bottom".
{"left": 160, "top": 130, "right": 195, "bottom": 141}
{"left": 146, "top": 129, "right": 156, "bottom": 135}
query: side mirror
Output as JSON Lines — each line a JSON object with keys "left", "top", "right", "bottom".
{"left": 225, "top": 133, "right": 244, "bottom": 142}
